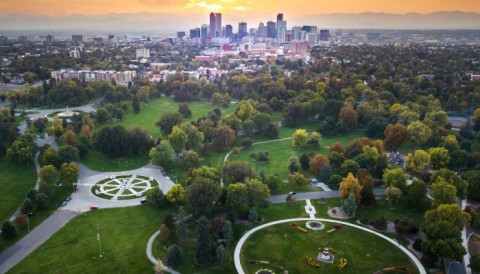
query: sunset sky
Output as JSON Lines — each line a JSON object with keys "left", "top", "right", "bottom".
{"left": 2, "top": 0, "right": 480, "bottom": 17}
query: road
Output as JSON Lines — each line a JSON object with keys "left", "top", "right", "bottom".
{"left": 269, "top": 188, "right": 386, "bottom": 203}
{"left": 0, "top": 210, "right": 79, "bottom": 274}
{"left": 18, "top": 99, "right": 100, "bottom": 121}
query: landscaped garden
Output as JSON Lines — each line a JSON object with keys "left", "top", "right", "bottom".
{"left": 91, "top": 174, "right": 159, "bottom": 200}
{"left": 240, "top": 221, "right": 419, "bottom": 274}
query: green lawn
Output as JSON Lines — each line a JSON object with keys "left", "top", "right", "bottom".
{"left": 241, "top": 222, "right": 420, "bottom": 274}
{"left": 80, "top": 150, "right": 149, "bottom": 172}
{"left": 0, "top": 156, "right": 37, "bottom": 223}
{"left": 228, "top": 130, "right": 365, "bottom": 194}
{"left": 105, "top": 97, "right": 235, "bottom": 140}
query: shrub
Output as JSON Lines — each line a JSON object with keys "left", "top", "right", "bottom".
{"left": 327, "top": 175, "right": 342, "bottom": 190}
{"left": 250, "top": 152, "right": 257, "bottom": 160}
{"left": 360, "top": 219, "right": 369, "bottom": 225}
{"left": 165, "top": 245, "right": 182, "bottom": 267}
{"left": 241, "top": 138, "right": 252, "bottom": 148}
{"left": 470, "top": 254, "right": 480, "bottom": 272}
{"left": 413, "top": 239, "right": 422, "bottom": 251}
{"left": 258, "top": 152, "right": 269, "bottom": 162}
{"left": 373, "top": 216, "right": 387, "bottom": 230}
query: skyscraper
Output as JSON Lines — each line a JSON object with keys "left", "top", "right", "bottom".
{"left": 226, "top": 25, "right": 233, "bottom": 39}
{"left": 238, "top": 22, "right": 247, "bottom": 38}
{"left": 276, "top": 13, "right": 286, "bottom": 42}
{"left": 267, "top": 21, "right": 276, "bottom": 38}
{"left": 257, "top": 23, "right": 267, "bottom": 38}
{"left": 190, "top": 28, "right": 200, "bottom": 38}
{"left": 201, "top": 24, "right": 208, "bottom": 44}
{"left": 319, "top": 30, "right": 331, "bottom": 41}
{"left": 277, "top": 13, "right": 283, "bottom": 22}
{"left": 209, "top": 12, "right": 215, "bottom": 38}
{"left": 215, "top": 13, "right": 222, "bottom": 37}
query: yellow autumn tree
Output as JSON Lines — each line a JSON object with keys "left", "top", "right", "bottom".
{"left": 339, "top": 172, "right": 362, "bottom": 204}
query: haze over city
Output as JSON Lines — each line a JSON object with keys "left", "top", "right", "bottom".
{"left": 0, "top": 0, "right": 480, "bottom": 31}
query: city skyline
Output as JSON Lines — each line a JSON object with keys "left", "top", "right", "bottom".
{"left": 2, "top": 0, "right": 480, "bottom": 17}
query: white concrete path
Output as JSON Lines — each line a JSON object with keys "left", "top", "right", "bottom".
{"left": 462, "top": 199, "right": 472, "bottom": 274}
{"left": 146, "top": 231, "right": 181, "bottom": 274}
{"left": 233, "top": 218, "right": 426, "bottom": 274}
{"left": 304, "top": 199, "right": 316, "bottom": 219}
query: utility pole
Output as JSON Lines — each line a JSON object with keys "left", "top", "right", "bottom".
{"left": 97, "top": 222, "right": 102, "bottom": 258}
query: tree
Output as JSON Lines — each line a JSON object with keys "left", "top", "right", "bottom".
{"left": 428, "top": 147, "right": 450, "bottom": 169}
{"left": 212, "top": 124, "right": 236, "bottom": 152}
{"left": 15, "top": 213, "right": 28, "bottom": 228}
{"left": 159, "top": 224, "right": 171, "bottom": 241}
{"left": 292, "top": 129, "right": 308, "bottom": 147}
{"left": 156, "top": 112, "right": 183, "bottom": 136}
{"left": 464, "top": 170, "right": 480, "bottom": 200}
{"left": 409, "top": 180, "right": 427, "bottom": 209}
{"left": 220, "top": 160, "right": 257, "bottom": 185}
{"left": 291, "top": 172, "right": 308, "bottom": 187}
{"left": 283, "top": 101, "right": 306, "bottom": 127}
{"left": 431, "top": 168, "right": 468, "bottom": 199}
{"left": 328, "top": 151, "right": 346, "bottom": 173}
{"left": 470, "top": 254, "right": 480, "bottom": 272}
{"left": 309, "top": 154, "right": 330, "bottom": 177}
{"left": 185, "top": 178, "right": 221, "bottom": 217}
{"left": 216, "top": 244, "right": 226, "bottom": 264}
{"left": 384, "top": 123, "right": 407, "bottom": 151}
{"left": 386, "top": 186, "right": 400, "bottom": 207}
{"left": 407, "top": 121, "right": 432, "bottom": 146}
{"left": 149, "top": 140, "right": 174, "bottom": 169}
{"left": 7, "top": 133, "right": 35, "bottom": 165}
{"left": 59, "top": 162, "right": 79, "bottom": 186}
{"left": 234, "top": 100, "right": 258, "bottom": 121}
{"left": 58, "top": 145, "right": 80, "bottom": 163}
{"left": 248, "top": 206, "right": 259, "bottom": 221}
{"left": 146, "top": 187, "right": 166, "bottom": 208}
{"left": 198, "top": 119, "right": 214, "bottom": 143}
{"left": 306, "top": 131, "right": 321, "bottom": 146}
{"left": 226, "top": 183, "right": 249, "bottom": 216}
{"left": 95, "top": 108, "right": 111, "bottom": 124}
{"left": 422, "top": 220, "right": 465, "bottom": 261}
{"left": 178, "top": 102, "right": 192, "bottom": 118}
{"left": 1, "top": 221, "right": 16, "bottom": 239}
{"left": 176, "top": 206, "right": 189, "bottom": 242}
{"left": 179, "top": 122, "right": 204, "bottom": 151}
{"left": 424, "top": 110, "right": 448, "bottom": 134}
{"left": 222, "top": 220, "right": 233, "bottom": 239}
{"left": 166, "top": 184, "right": 185, "bottom": 205}
{"left": 251, "top": 113, "right": 272, "bottom": 133}
{"left": 264, "top": 124, "right": 279, "bottom": 139}
{"left": 339, "top": 105, "right": 359, "bottom": 131}
{"left": 39, "top": 165, "right": 58, "bottom": 184}
{"left": 265, "top": 174, "right": 281, "bottom": 193}
{"left": 340, "top": 159, "right": 360, "bottom": 177}
{"left": 246, "top": 178, "right": 270, "bottom": 207}
{"left": 165, "top": 245, "right": 182, "bottom": 267}
{"left": 339, "top": 173, "right": 362, "bottom": 203}
{"left": 132, "top": 95, "right": 140, "bottom": 114}
{"left": 405, "top": 150, "right": 430, "bottom": 172}
{"left": 187, "top": 166, "right": 221, "bottom": 185}
{"left": 62, "top": 130, "right": 77, "bottom": 146}
{"left": 383, "top": 167, "right": 408, "bottom": 193}
{"left": 168, "top": 126, "right": 187, "bottom": 153}
{"left": 357, "top": 169, "right": 375, "bottom": 207}
{"left": 319, "top": 164, "right": 332, "bottom": 184}
{"left": 182, "top": 150, "right": 202, "bottom": 170}
{"left": 431, "top": 178, "right": 457, "bottom": 207}
{"left": 424, "top": 204, "right": 471, "bottom": 230}
{"left": 41, "top": 147, "right": 60, "bottom": 168}
{"left": 299, "top": 153, "right": 310, "bottom": 170}
{"left": 195, "top": 216, "right": 216, "bottom": 265}
{"left": 329, "top": 142, "right": 344, "bottom": 154}
{"left": 129, "top": 127, "right": 151, "bottom": 155}
{"left": 342, "top": 193, "right": 357, "bottom": 216}
{"left": 287, "top": 154, "right": 300, "bottom": 173}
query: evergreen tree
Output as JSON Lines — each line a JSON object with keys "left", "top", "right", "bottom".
{"left": 1, "top": 221, "right": 16, "bottom": 239}
{"left": 216, "top": 244, "right": 226, "bottom": 264}
{"left": 222, "top": 220, "right": 233, "bottom": 239}
{"left": 248, "top": 206, "right": 259, "bottom": 221}
{"left": 195, "top": 216, "right": 215, "bottom": 265}
{"left": 165, "top": 245, "right": 182, "bottom": 267}
{"left": 319, "top": 164, "right": 332, "bottom": 183}
{"left": 132, "top": 95, "right": 140, "bottom": 114}
{"left": 300, "top": 153, "right": 310, "bottom": 170}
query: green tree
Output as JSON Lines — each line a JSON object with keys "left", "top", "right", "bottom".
{"left": 212, "top": 124, "right": 236, "bottom": 152}
{"left": 226, "top": 183, "right": 249, "bottom": 216}
{"left": 1, "top": 221, "right": 16, "bottom": 239}
{"left": 428, "top": 147, "right": 450, "bottom": 169}
{"left": 383, "top": 167, "right": 408, "bottom": 193}
{"left": 342, "top": 193, "right": 357, "bottom": 216}
{"left": 431, "top": 168, "right": 468, "bottom": 199}
{"left": 265, "top": 174, "right": 281, "bottom": 193}
{"left": 385, "top": 186, "right": 400, "bottom": 207}
{"left": 291, "top": 172, "right": 308, "bottom": 187}
{"left": 424, "top": 204, "right": 471, "bottom": 230}
{"left": 7, "top": 133, "right": 35, "bottom": 165}
{"left": 246, "top": 178, "right": 270, "bottom": 207}
{"left": 39, "top": 165, "right": 58, "bottom": 184}
{"left": 421, "top": 221, "right": 465, "bottom": 261}
{"left": 149, "top": 140, "right": 174, "bottom": 169}
{"left": 146, "top": 187, "right": 166, "bottom": 208}
{"left": 216, "top": 244, "right": 226, "bottom": 264}
{"left": 220, "top": 161, "right": 257, "bottom": 185}
{"left": 132, "top": 95, "right": 140, "bottom": 114}
{"left": 430, "top": 178, "right": 457, "bottom": 207}
{"left": 405, "top": 150, "right": 430, "bottom": 172}
{"left": 407, "top": 121, "right": 432, "bottom": 146}
{"left": 168, "top": 126, "right": 187, "bottom": 153}
{"left": 187, "top": 166, "right": 221, "bottom": 185}
{"left": 156, "top": 112, "right": 183, "bottom": 136}
{"left": 165, "top": 245, "right": 182, "bottom": 267}
{"left": 59, "top": 162, "right": 79, "bottom": 186}
{"left": 195, "top": 216, "right": 216, "bottom": 265}
{"left": 288, "top": 154, "right": 300, "bottom": 173}
{"left": 58, "top": 145, "right": 80, "bottom": 163}
{"left": 384, "top": 123, "right": 407, "bottom": 151}
{"left": 234, "top": 100, "right": 258, "bottom": 121}
{"left": 185, "top": 177, "right": 221, "bottom": 217}
{"left": 340, "top": 159, "right": 360, "bottom": 177}
{"left": 182, "top": 150, "right": 202, "bottom": 171}
{"left": 179, "top": 122, "right": 204, "bottom": 151}
{"left": 409, "top": 179, "right": 427, "bottom": 209}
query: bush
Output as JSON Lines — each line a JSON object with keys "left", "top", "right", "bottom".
{"left": 470, "top": 254, "right": 480, "bottom": 272}
{"left": 327, "top": 175, "right": 342, "bottom": 190}
{"left": 394, "top": 218, "right": 418, "bottom": 235}
{"left": 413, "top": 239, "right": 422, "bottom": 251}
{"left": 241, "top": 138, "right": 252, "bottom": 148}
{"left": 164, "top": 213, "right": 176, "bottom": 229}
{"left": 1, "top": 221, "right": 16, "bottom": 239}
{"left": 250, "top": 152, "right": 257, "bottom": 160}
{"left": 258, "top": 152, "right": 269, "bottom": 162}
{"left": 165, "top": 245, "right": 182, "bottom": 267}
{"left": 373, "top": 216, "right": 387, "bottom": 230}
{"left": 360, "top": 219, "right": 369, "bottom": 225}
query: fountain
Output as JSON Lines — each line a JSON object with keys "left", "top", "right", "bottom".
{"left": 317, "top": 242, "right": 334, "bottom": 263}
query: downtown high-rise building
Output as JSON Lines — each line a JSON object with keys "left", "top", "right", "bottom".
{"left": 201, "top": 24, "right": 208, "bottom": 44}
{"left": 226, "top": 25, "right": 233, "bottom": 39}
{"left": 276, "top": 13, "right": 287, "bottom": 42}
{"left": 190, "top": 28, "right": 200, "bottom": 38}
{"left": 257, "top": 23, "right": 267, "bottom": 38}
{"left": 209, "top": 12, "right": 216, "bottom": 38}
{"left": 215, "top": 13, "right": 222, "bottom": 38}
{"left": 238, "top": 22, "right": 248, "bottom": 38}
{"left": 266, "top": 21, "right": 276, "bottom": 38}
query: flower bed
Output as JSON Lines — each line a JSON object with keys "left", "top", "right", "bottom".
{"left": 337, "top": 258, "right": 347, "bottom": 269}
{"left": 288, "top": 223, "right": 307, "bottom": 233}
{"left": 306, "top": 221, "right": 325, "bottom": 230}
{"left": 326, "top": 225, "right": 343, "bottom": 234}
{"left": 255, "top": 269, "right": 275, "bottom": 274}
{"left": 305, "top": 257, "right": 323, "bottom": 268}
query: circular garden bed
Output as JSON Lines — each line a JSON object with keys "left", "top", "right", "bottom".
{"left": 91, "top": 174, "right": 158, "bottom": 200}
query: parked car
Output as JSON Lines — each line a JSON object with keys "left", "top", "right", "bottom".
{"left": 90, "top": 205, "right": 99, "bottom": 210}
{"left": 61, "top": 201, "right": 67, "bottom": 207}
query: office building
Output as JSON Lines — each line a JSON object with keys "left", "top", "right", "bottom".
{"left": 319, "top": 29, "right": 331, "bottom": 41}
{"left": 301, "top": 25, "right": 317, "bottom": 34}
{"left": 209, "top": 12, "right": 216, "bottom": 38}
{"left": 136, "top": 48, "right": 150, "bottom": 58}
{"left": 69, "top": 50, "right": 80, "bottom": 59}
{"left": 215, "top": 13, "right": 222, "bottom": 37}
{"left": 190, "top": 28, "right": 200, "bottom": 38}
{"left": 277, "top": 20, "right": 287, "bottom": 42}
{"left": 201, "top": 24, "right": 208, "bottom": 44}
{"left": 177, "top": 32, "right": 186, "bottom": 39}
{"left": 267, "top": 21, "right": 276, "bottom": 38}
{"left": 293, "top": 26, "right": 302, "bottom": 41}
{"left": 72, "top": 35, "right": 83, "bottom": 43}
{"left": 257, "top": 23, "right": 267, "bottom": 38}
{"left": 226, "top": 25, "right": 233, "bottom": 39}
{"left": 238, "top": 22, "right": 248, "bottom": 38}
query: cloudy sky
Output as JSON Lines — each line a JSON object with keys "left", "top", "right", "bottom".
{"left": 2, "top": 0, "right": 479, "bottom": 16}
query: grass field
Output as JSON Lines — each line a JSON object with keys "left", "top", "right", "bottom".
{"left": 229, "top": 129, "right": 366, "bottom": 194}
{"left": 107, "top": 97, "right": 236, "bottom": 140}
{"left": 80, "top": 150, "right": 149, "bottom": 172}
{"left": 6, "top": 195, "right": 427, "bottom": 274}
{"left": 0, "top": 156, "right": 37, "bottom": 223}
{"left": 240, "top": 222, "right": 420, "bottom": 274}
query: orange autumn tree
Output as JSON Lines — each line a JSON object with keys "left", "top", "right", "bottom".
{"left": 309, "top": 154, "right": 330, "bottom": 177}
{"left": 339, "top": 172, "right": 362, "bottom": 203}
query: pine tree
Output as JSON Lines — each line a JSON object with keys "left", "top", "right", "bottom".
{"left": 222, "top": 220, "right": 233, "bottom": 239}
{"left": 216, "top": 244, "right": 226, "bottom": 264}
{"left": 165, "top": 245, "right": 182, "bottom": 267}
{"left": 195, "top": 216, "right": 215, "bottom": 265}
{"left": 133, "top": 95, "right": 140, "bottom": 114}
{"left": 1, "top": 221, "right": 16, "bottom": 239}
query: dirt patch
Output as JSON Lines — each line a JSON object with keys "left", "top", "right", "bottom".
{"left": 327, "top": 207, "right": 354, "bottom": 219}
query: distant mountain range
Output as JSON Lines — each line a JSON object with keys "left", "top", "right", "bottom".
{"left": 0, "top": 11, "right": 478, "bottom": 34}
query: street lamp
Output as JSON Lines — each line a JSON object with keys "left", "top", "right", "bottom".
{"left": 27, "top": 213, "right": 32, "bottom": 232}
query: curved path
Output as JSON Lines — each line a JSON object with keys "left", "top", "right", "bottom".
{"left": 146, "top": 231, "right": 180, "bottom": 274}
{"left": 233, "top": 218, "right": 426, "bottom": 274}
{"left": 224, "top": 137, "right": 292, "bottom": 162}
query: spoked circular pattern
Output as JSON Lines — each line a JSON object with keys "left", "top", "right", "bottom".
{"left": 92, "top": 175, "right": 159, "bottom": 200}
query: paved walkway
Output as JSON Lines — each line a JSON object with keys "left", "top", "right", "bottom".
{"left": 233, "top": 217, "right": 427, "bottom": 274}
{"left": 146, "top": 231, "right": 180, "bottom": 274}
{"left": 0, "top": 210, "right": 79, "bottom": 273}
{"left": 462, "top": 199, "right": 471, "bottom": 274}
{"left": 269, "top": 188, "right": 386, "bottom": 203}
{"left": 304, "top": 199, "right": 316, "bottom": 219}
